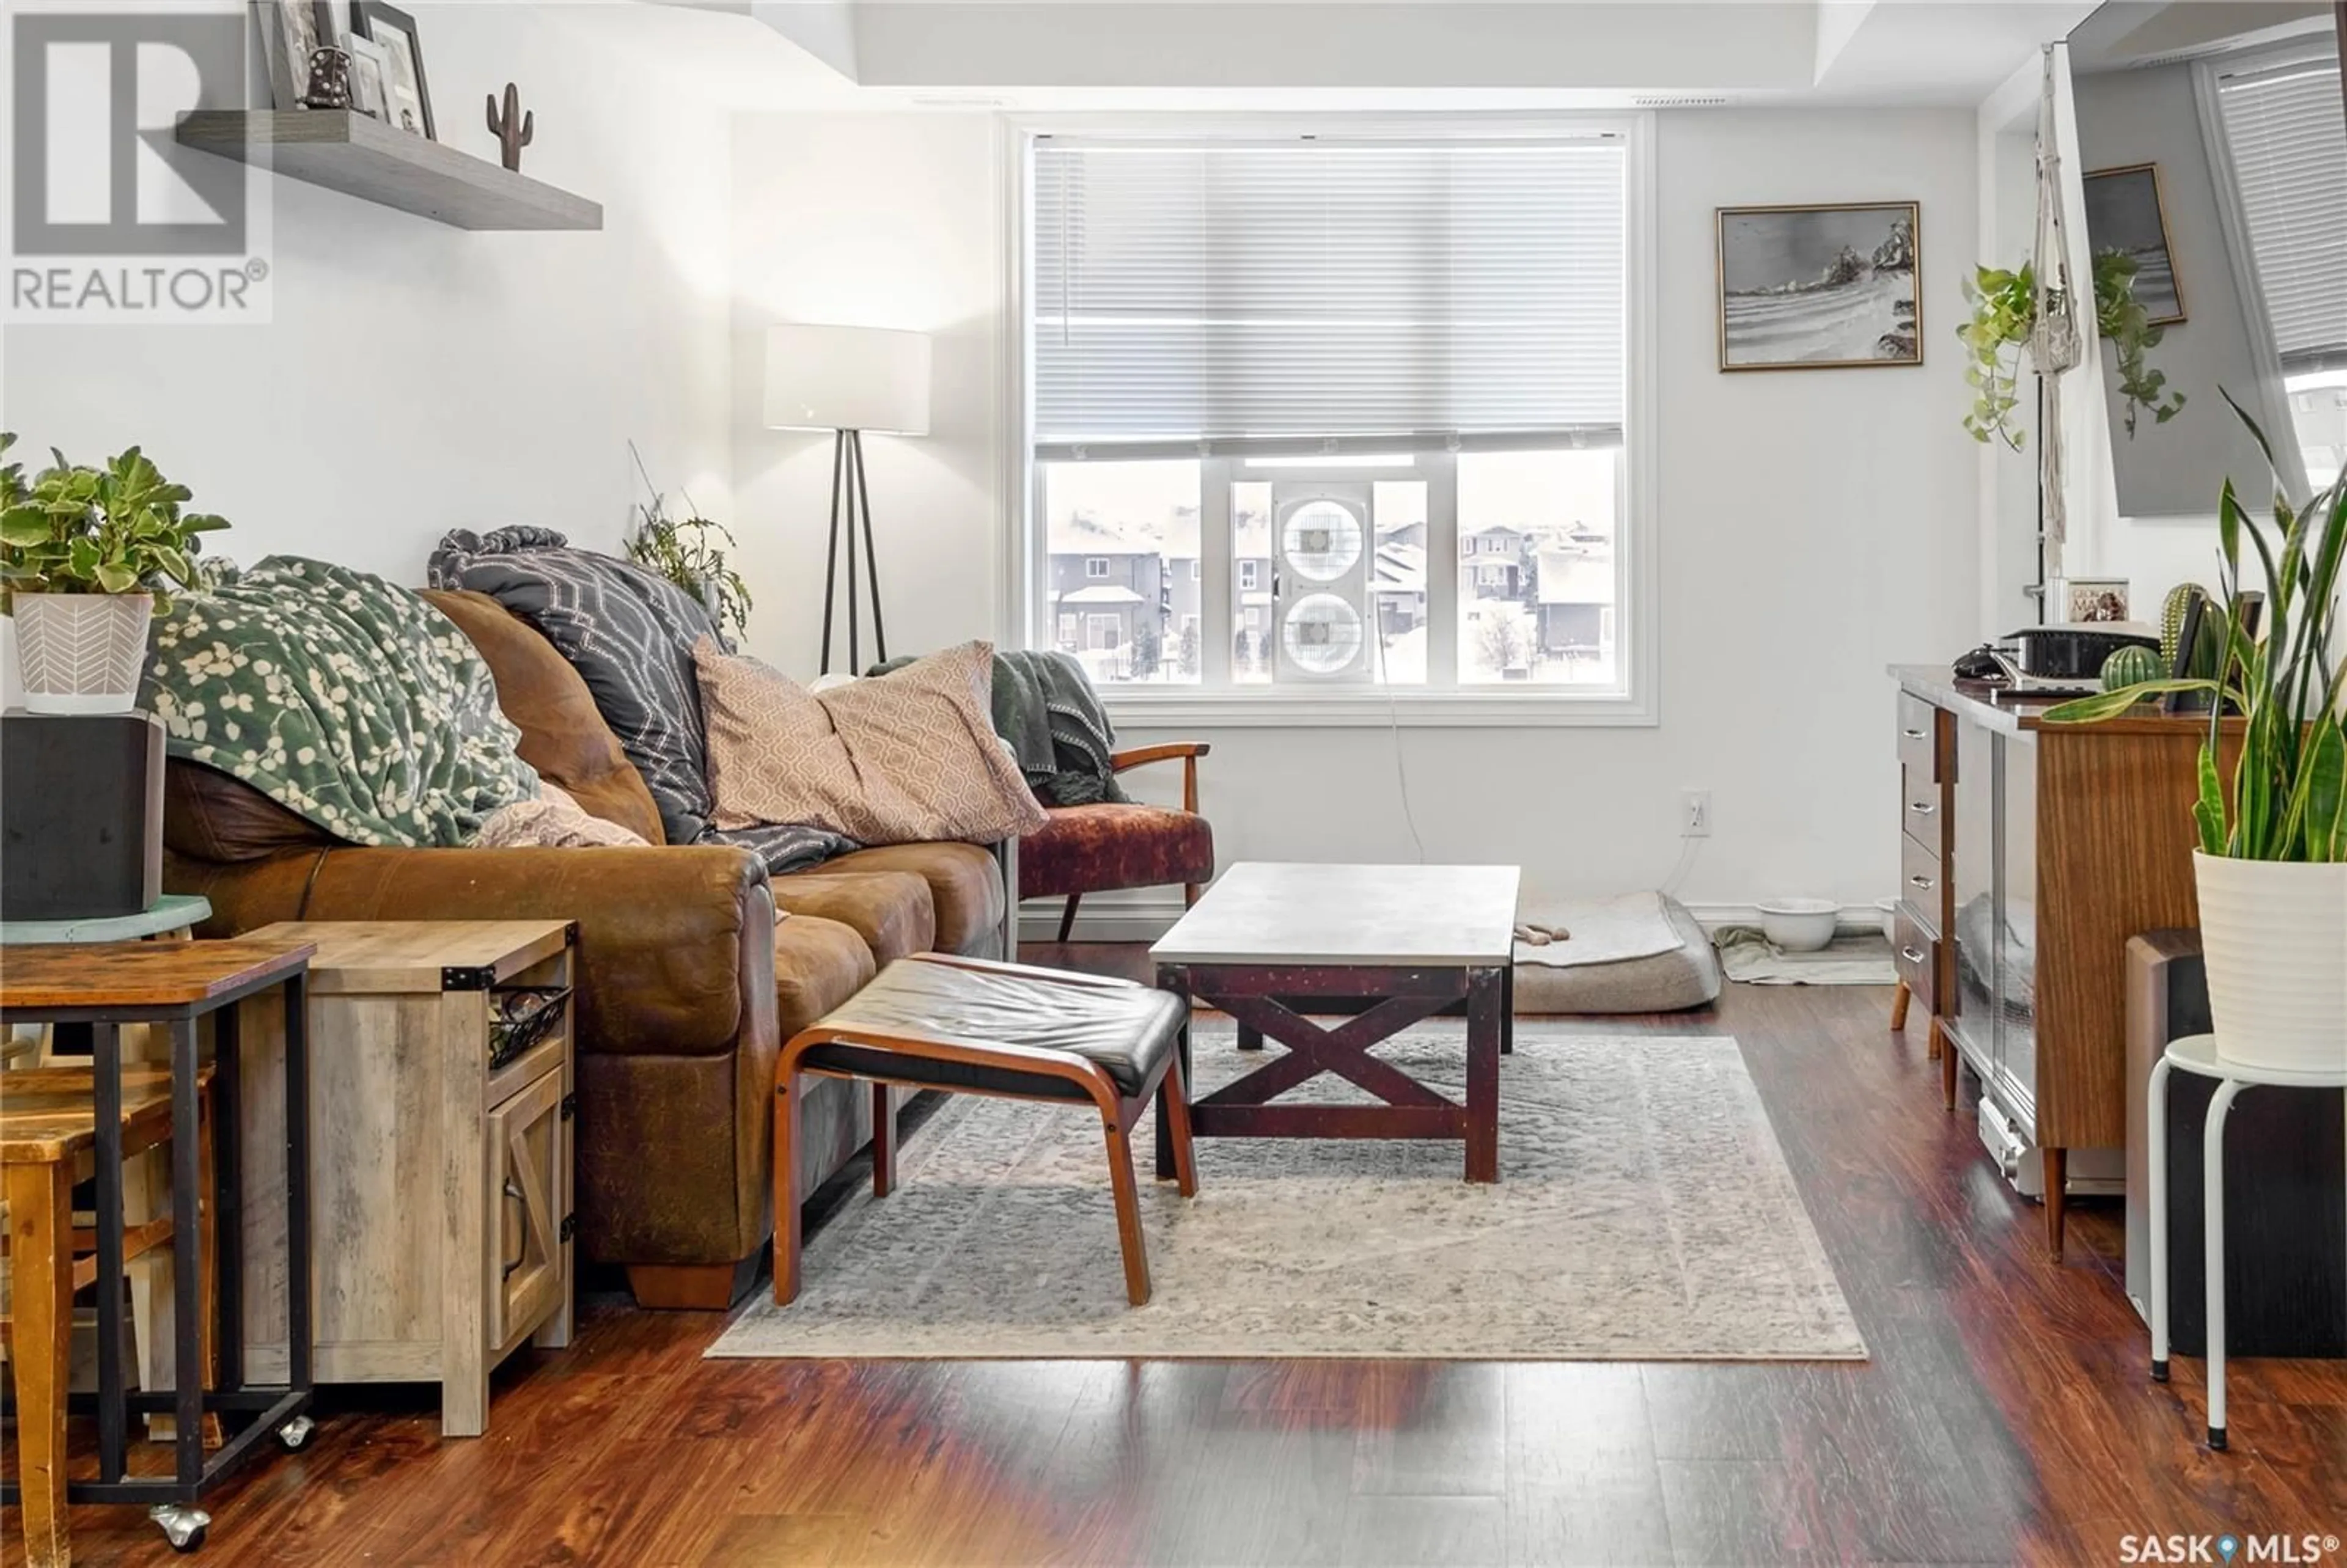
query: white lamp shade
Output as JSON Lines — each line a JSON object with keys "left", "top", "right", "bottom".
{"left": 763, "top": 324, "right": 931, "bottom": 436}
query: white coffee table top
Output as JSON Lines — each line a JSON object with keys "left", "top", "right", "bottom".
{"left": 1150, "top": 862, "right": 1522, "bottom": 967}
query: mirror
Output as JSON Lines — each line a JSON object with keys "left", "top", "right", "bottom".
{"left": 2066, "top": 1, "right": 2345, "bottom": 516}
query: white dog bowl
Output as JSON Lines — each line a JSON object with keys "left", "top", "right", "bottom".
{"left": 1757, "top": 898, "right": 1839, "bottom": 953}
{"left": 1874, "top": 897, "right": 1898, "bottom": 942}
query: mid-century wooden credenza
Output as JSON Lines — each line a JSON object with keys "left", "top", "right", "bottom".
{"left": 1889, "top": 665, "right": 2225, "bottom": 1259}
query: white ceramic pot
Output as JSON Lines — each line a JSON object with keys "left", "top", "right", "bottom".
{"left": 10, "top": 592, "right": 153, "bottom": 714}
{"left": 2193, "top": 849, "right": 2347, "bottom": 1072}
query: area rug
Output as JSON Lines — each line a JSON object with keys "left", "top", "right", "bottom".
{"left": 711, "top": 1022, "right": 1865, "bottom": 1362}
{"left": 704, "top": 1023, "right": 1859, "bottom": 1361}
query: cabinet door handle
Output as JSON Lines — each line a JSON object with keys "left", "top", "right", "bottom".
{"left": 1900, "top": 945, "right": 1926, "bottom": 965}
{"left": 1909, "top": 873, "right": 1934, "bottom": 889}
{"left": 1901, "top": 727, "right": 1928, "bottom": 739}
{"left": 502, "top": 1177, "right": 526, "bottom": 1280}
{"left": 1908, "top": 800, "right": 1937, "bottom": 816}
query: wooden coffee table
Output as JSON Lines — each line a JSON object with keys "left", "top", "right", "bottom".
{"left": 1150, "top": 862, "right": 1521, "bottom": 1183}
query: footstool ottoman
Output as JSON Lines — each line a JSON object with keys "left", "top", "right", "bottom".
{"left": 773, "top": 953, "right": 1198, "bottom": 1307}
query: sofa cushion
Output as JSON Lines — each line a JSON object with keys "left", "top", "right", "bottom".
{"left": 420, "top": 588, "right": 665, "bottom": 845}
{"left": 774, "top": 913, "right": 877, "bottom": 1041}
{"left": 768, "top": 870, "right": 935, "bottom": 965}
{"left": 1018, "top": 802, "right": 1215, "bottom": 901}
{"left": 165, "top": 759, "right": 344, "bottom": 862}
{"left": 819, "top": 843, "right": 1003, "bottom": 957}
{"left": 696, "top": 639, "right": 1048, "bottom": 846}
{"left": 426, "top": 529, "right": 725, "bottom": 847}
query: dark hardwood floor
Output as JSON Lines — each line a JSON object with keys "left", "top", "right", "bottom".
{"left": 9, "top": 946, "right": 2344, "bottom": 1566}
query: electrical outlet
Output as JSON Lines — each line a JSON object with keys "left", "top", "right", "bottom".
{"left": 1681, "top": 790, "right": 1711, "bottom": 838}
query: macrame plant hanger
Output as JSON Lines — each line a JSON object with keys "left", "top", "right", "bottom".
{"left": 2030, "top": 43, "right": 2083, "bottom": 611}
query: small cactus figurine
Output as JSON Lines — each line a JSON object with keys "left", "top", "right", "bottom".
{"left": 2100, "top": 643, "right": 2163, "bottom": 695}
{"left": 2159, "top": 582, "right": 2204, "bottom": 667}
{"left": 487, "top": 82, "right": 534, "bottom": 172}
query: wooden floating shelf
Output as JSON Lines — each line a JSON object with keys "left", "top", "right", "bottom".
{"left": 176, "top": 110, "right": 603, "bottom": 232}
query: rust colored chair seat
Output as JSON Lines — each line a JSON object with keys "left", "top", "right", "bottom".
{"left": 1018, "top": 744, "right": 1216, "bottom": 943}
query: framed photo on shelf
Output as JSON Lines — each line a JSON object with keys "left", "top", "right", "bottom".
{"left": 2057, "top": 577, "right": 2132, "bottom": 625}
{"left": 353, "top": 1, "right": 434, "bottom": 139}
{"left": 2083, "top": 164, "right": 2186, "bottom": 325}
{"left": 1715, "top": 201, "right": 1923, "bottom": 371}
{"left": 253, "top": 1, "right": 331, "bottom": 111}
{"left": 345, "top": 34, "right": 394, "bottom": 122}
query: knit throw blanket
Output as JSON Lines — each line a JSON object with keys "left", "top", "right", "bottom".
{"left": 140, "top": 557, "right": 538, "bottom": 846}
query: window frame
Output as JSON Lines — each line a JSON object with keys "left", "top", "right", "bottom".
{"left": 1001, "top": 111, "right": 1659, "bottom": 728}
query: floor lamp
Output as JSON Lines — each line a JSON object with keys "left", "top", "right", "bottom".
{"left": 763, "top": 323, "right": 933, "bottom": 676}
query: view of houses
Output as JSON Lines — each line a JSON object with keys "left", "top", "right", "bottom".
{"left": 1043, "top": 452, "right": 1620, "bottom": 686}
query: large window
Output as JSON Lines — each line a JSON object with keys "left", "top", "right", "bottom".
{"left": 2211, "top": 44, "right": 2347, "bottom": 488}
{"left": 1019, "top": 125, "right": 1647, "bottom": 718}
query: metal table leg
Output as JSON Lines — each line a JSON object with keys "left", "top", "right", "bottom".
{"left": 2147, "top": 1055, "right": 2172, "bottom": 1383}
{"left": 2203, "top": 1077, "right": 2244, "bottom": 1451}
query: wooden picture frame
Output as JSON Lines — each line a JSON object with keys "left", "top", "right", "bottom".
{"left": 1716, "top": 201, "right": 1923, "bottom": 371}
{"left": 2083, "top": 163, "right": 2187, "bottom": 326}
{"left": 252, "top": 1, "right": 332, "bottom": 111}
{"left": 353, "top": 0, "right": 434, "bottom": 139}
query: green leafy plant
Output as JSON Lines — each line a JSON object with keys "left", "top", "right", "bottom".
{"left": 2044, "top": 392, "right": 2346, "bottom": 862}
{"left": 623, "top": 445, "right": 751, "bottom": 646}
{"left": 1957, "top": 256, "right": 2186, "bottom": 451}
{"left": 0, "top": 437, "right": 230, "bottom": 613}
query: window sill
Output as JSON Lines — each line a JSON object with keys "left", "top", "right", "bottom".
{"left": 1098, "top": 687, "right": 1658, "bottom": 729}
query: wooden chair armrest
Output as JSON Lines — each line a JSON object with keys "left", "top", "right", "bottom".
{"left": 1108, "top": 742, "right": 1211, "bottom": 772}
{"left": 1108, "top": 742, "right": 1210, "bottom": 815}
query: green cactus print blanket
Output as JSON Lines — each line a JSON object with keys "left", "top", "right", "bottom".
{"left": 140, "top": 556, "right": 538, "bottom": 847}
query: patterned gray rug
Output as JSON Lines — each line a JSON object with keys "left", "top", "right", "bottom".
{"left": 711, "top": 1022, "right": 1865, "bottom": 1361}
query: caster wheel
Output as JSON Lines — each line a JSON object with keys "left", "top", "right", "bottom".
{"left": 276, "top": 1414, "right": 317, "bottom": 1451}
{"left": 150, "top": 1504, "right": 211, "bottom": 1553}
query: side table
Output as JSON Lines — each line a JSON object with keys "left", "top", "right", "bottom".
{"left": 237, "top": 920, "right": 577, "bottom": 1437}
{"left": 0, "top": 939, "right": 317, "bottom": 1559}
{"left": 2148, "top": 1032, "right": 2347, "bottom": 1451}
{"left": 2, "top": 895, "right": 213, "bottom": 1427}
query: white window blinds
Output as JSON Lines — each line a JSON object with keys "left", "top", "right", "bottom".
{"left": 2216, "top": 51, "right": 2347, "bottom": 373}
{"left": 1030, "top": 137, "right": 1627, "bottom": 458}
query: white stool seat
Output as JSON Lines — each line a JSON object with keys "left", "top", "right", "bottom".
{"left": 2148, "top": 1033, "right": 2347, "bottom": 1451}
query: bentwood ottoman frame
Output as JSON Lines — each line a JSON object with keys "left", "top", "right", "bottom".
{"left": 773, "top": 953, "right": 1198, "bottom": 1307}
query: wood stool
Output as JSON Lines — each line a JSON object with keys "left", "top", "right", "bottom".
{"left": 2, "top": 1066, "right": 216, "bottom": 1568}
{"left": 775, "top": 954, "right": 1197, "bottom": 1308}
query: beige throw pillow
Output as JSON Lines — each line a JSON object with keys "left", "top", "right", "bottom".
{"left": 695, "top": 639, "right": 1049, "bottom": 845}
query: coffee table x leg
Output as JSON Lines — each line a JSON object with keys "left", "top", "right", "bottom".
{"left": 1155, "top": 963, "right": 1505, "bottom": 1182}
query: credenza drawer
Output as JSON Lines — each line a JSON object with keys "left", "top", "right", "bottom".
{"left": 1902, "top": 771, "right": 1944, "bottom": 838}
{"left": 1900, "top": 833, "right": 1945, "bottom": 931}
{"left": 1897, "top": 694, "right": 1943, "bottom": 783}
{"left": 1892, "top": 907, "right": 1939, "bottom": 1016}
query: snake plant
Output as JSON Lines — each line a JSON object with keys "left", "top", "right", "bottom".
{"left": 2043, "top": 394, "right": 2346, "bottom": 862}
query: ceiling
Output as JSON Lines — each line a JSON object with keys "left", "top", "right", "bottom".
{"left": 627, "top": 0, "right": 2109, "bottom": 109}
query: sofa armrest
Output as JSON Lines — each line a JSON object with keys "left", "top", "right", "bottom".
{"left": 169, "top": 844, "right": 774, "bottom": 1060}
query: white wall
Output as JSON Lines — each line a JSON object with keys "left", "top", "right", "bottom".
{"left": 728, "top": 106, "right": 1982, "bottom": 927}
{"left": 729, "top": 112, "right": 1004, "bottom": 679}
{"left": 2, "top": 3, "right": 736, "bottom": 592}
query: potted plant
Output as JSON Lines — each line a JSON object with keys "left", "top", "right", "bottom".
{"left": 2044, "top": 394, "right": 2345, "bottom": 1071}
{"left": 0, "top": 436, "right": 230, "bottom": 713}
{"left": 623, "top": 445, "right": 751, "bottom": 647}
{"left": 1959, "top": 252, "right": 2186, "bottom": 450}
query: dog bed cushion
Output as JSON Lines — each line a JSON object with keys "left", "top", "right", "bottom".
{"left": 1512, "top": 893, "right": 1721, "bottom": 1014}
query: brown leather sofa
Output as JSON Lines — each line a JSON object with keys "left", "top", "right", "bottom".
{"left": 165, "top": 588, "right": 1008, "bottom": 1310}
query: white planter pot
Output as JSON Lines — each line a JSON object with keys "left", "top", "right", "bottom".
{"left": 2193, "top": 850, "right": 2347, "bottom": 1072}
{"left": 9, "top": 592, "right": 154, "bottom": 714}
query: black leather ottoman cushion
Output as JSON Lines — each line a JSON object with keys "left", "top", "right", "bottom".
{"left": 796, "top": 957, "right": 1184, "bottom": 1101}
